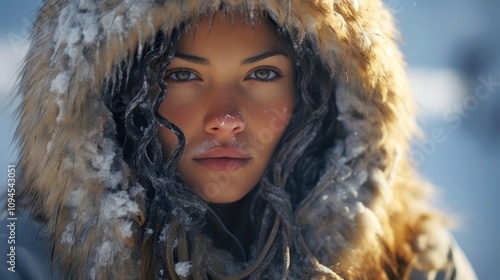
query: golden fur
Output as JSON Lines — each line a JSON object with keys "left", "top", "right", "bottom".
{"left": 17, "top": 0, "right": 451, "bottom": 279}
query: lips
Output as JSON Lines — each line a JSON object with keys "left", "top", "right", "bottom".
{"left": 193, "top": 147, "right": 252, "bottom": 171}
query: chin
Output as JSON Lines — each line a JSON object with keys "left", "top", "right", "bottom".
{"left": 195, "top": 185, "right": 253, "bottom": 204}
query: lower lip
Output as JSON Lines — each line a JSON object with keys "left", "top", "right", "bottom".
{"left": 194, "top": 158, "right": 251, "bottom": 171}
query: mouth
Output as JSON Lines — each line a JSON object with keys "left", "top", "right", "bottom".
{"left": 194, "top": 157, "right": 251, "bottom": 171}
{"left": 193, "top": 147, "right": 252, "bottom": 171}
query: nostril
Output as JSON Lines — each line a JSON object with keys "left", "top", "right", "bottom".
{"left": 206, "top": 112, "right": 245, "bottom": 135}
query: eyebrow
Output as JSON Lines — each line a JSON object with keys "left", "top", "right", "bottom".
{"left": 175, "top": 53, "right": 209, "bottom": 65}
{"left": 174, "top": 50, "right": 287, "bottom": 66}
{"left": 242, "top": 50, "right": 287, "bottom": 64}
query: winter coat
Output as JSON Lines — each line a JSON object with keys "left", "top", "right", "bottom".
{"left": 1, "top": 0, "right": 477, "bottom": 279}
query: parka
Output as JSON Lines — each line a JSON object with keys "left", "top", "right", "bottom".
{"left": 1, "top": 0, "right": 478, "bottom": 279}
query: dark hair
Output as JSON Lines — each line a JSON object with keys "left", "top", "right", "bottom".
{"left": 104, "top": 12, "right": 340, "bottom": 279}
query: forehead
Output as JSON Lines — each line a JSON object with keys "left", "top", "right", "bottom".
{"left": 177, "top": 13, "right": 284, "bottom": 54}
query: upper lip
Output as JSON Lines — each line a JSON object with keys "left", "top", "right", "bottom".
{"left": 193, "top": 147, "right": 252, "bottom": 159}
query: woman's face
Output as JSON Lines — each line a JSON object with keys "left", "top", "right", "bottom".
{"left": 158, "top": 14, "right": 295, "bottom": 203}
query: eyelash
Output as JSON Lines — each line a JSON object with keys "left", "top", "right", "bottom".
{"left": 245, "top": 67, "right": 282, "bottom": 82}
{"left": 165, "top": 67, "right": 283, "bottom": 83}
{"left": 165, "top": 69, "right": 201, "bottom": 82}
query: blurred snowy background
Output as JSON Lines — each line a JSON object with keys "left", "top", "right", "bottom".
{"left": 1, "top": 1, "right": 498, "bottom": 278}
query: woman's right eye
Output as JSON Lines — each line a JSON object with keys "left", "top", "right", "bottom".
{"left": 166, "top": 70, "right": 200, "bottom": 82}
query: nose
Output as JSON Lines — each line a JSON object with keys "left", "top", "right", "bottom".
{"left": 204, "top": 104, "right": 245, "bottom": 138}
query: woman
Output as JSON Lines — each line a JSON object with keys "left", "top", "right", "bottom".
{"left": 10, "top": 0, "right": 476, "bottom": 279}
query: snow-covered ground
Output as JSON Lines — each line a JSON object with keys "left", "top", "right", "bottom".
{"left": 1, "top": 1, "right": 498, "bottom": 279}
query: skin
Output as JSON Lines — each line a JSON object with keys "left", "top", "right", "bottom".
{"left": 158, "top": 13, "right": 295, "bottom": 203}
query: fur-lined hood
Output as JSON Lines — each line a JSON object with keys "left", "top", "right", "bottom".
{"left": 17, "top": 0, "right": 454, "bottom": 279}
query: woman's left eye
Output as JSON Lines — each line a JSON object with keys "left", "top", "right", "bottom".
{"left": 246, "top": 68, "right": 280, "bottom": 81}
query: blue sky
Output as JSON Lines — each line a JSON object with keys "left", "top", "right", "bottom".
{"left": 0, "top": 2, "right": 42, "bottom": 186}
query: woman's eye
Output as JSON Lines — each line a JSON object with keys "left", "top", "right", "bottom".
{"left": 247, "top": 68, "right": 280, "bottom": 81}
{"left": 166, "top": 70, "right": 199, "bottom": 82}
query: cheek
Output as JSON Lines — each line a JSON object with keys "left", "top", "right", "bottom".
{"left": 157, "top": 127, "right": 179, "bottom": 155}
{"left": 262, "top": 87, "right": 295, "bottom": 138}
{"left": 157, "top": 101, "right": 197, "bottom": 155}
{"left": 157, "top": 98, "right": 199, "bottom": 138}
{"left": 251, "top": 91, "right": 294, "bottom": 151}
{"left": 246, "top": 104, "right": 294, "bottom": 157}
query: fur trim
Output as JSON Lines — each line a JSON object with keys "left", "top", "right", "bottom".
{"left": 17, "top": 0, "right": 448, "bottom": 279}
